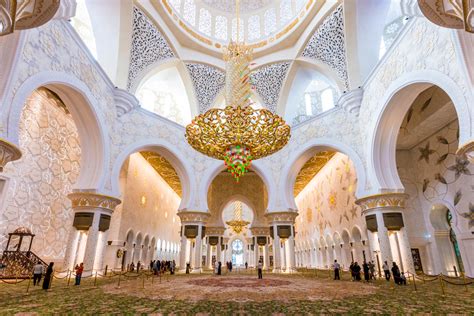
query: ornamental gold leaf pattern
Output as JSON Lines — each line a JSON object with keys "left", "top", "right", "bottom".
{"left": 294, "top": 151, "right": 336, "bottom": 196}
{"left": 185, "top": 105, "right": 291, "bottom": 160}
{"left": 140, "top": 151, "right": 182, "bottom": 197}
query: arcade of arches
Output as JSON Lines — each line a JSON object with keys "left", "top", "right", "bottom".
{"left": 0, "top": 0, "right": 473, "bottom": 313}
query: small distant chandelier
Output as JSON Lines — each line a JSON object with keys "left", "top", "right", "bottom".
{"left": 185, "top": 0, "right": 291, "bottom": 182}
{"left": 226, "top": 201, "right": 250, "bottom": 234}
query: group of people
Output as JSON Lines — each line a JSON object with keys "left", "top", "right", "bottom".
{"left": 347, "top": 260, "right": 377, "bottom": 282}
{"left": 32, "top": 261, "right": 54, "bottom": 290}
{"left": 382, "top": 261, "right": 407, "bottom": 285}
{"left": 332, "top": 259, "right": 407, "bottom": 285}
{"left": 150, "top": 259, "right": 176, "bottom": 275}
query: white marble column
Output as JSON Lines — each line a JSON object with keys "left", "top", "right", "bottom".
{"left": 254, "top": 237, "right": 259, "bottom": 265}
{"left": 193, "top": 224, "right": 202, "bottom": 272}
{"left": 66, "top": 192, "right": 120, "bottom": 276}
{"left": 287, "top": 226, "right": 296, "bottom": 271}
{"left": 206, "top": 237, "right": 211, "bottom": 269}
{"left": 179, "top": 232, "right": 187, "bottom": 270}
{"left": 63, "top": 227, "right": 80, "bottom": 271}
{"left": 273, "top": 225, "right": 281, "bottom": 272}
{"left": 217, "top": 237, "right": 222, "bottom": 264}
{"left": 375, "top": 211, "right": 393, "bottom": 266}
{"left": 264, "top": 243, "right": 269, "bottom": 270}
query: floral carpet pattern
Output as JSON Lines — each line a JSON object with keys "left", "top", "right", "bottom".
{"left": 0, "top": 272, "right": 472, "bottom": 315}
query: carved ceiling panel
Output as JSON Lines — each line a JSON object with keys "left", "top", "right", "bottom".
{"left": 294, "top": 151, "right": 336, "bottom": 196}
{"left": 140, "top": 151, "right": 182, "bottom": 197}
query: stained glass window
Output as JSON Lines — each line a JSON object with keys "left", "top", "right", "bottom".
{"left": 215, "top": 16, "right": 228, "bottom": 41}
{"left": 183, "top": 0, "right": 196, "bottom": 26}
{"left": 248, "top": 15, "right": 260, "bottom": 41}
{"left": 264, "top": 8, "right": 277, "bottom": 36}
{"left": 198, "top": 8, "right": 211, "bottom": 36}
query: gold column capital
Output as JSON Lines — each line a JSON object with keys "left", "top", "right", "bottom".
{"left": 67, "top": 192, "right": 121, "bottom": 212}
{"left": 0, "top": 138, "right": 22, "bottom": 172}
{"left": 456, "top": 140, "right": 474, "bottom": 164}
{"left": 355, "top": 192, "right": 408, "bottom": 214}
{"left": 177, "top": 210, "right": 210, "bottom": 224}
{"left": 264, "top": 211, "right": 298, "bottom": 225}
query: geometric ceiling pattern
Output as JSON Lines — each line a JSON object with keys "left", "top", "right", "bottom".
{"left": 294, "top": 151, "right": 336, "bottom": 196}
{"left": 250, "top": 62, "right": 291, "bottom": 113}
{"left": 301, "top": 5, "right": 349, "bottom": 89}
{"left": 185, "top": 63, "right": 225, "bottom": 113}
{"left": 127, "top": 6, "right": 175, "bottom": 91}
{"left": 140, "top": 151, "right": 182, "bottom": 197}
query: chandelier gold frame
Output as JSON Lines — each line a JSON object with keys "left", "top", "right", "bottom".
{"left": 185, "top": 1, "right": 291, "bottom": 181}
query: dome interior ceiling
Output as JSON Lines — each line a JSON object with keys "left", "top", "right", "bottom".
{"left": 201, "top": 0, "right": 273, "bottom": 13}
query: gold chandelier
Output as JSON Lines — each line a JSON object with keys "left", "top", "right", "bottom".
{"left": 185, "top": 1, "right": 291, "bottom": 182}
{"left": 226, "top": 201, "right": 250, "bottom": 234}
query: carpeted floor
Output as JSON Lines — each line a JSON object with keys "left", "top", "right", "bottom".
{"left": 0, "top": 271, "right": 472, "bottom": 315}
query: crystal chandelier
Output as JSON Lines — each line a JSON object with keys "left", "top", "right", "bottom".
{"left": 185, "top": 1, "right": 291, "bottom": 182}
{"left": 226, "top": 201, "right": 250, "bottom": 234}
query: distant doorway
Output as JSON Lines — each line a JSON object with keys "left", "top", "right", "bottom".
{"left": 231, "top": 239, "right": 244, "bottom": 266}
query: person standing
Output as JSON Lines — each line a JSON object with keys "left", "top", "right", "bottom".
{"left": 363, "top": 261, "right": 370, "bottom": 282}
{"left": 217, "top": 261, "right": 222, "bottom": 275}
{"left": 257, "top": 260, "right": 263, "bottom": 279}
{"left": 75, "top": 263, "right": 84, "bottom": 285}
{"left": 130, "top": 262, "right": 135, "bottom": 272}
{"left": 214, "top": 261, "right": 219, "bottom": 275}
{"left": 353, "top": 262, "right": 361, "bottom": 281}
{"left": 333, "top": 260, "right": 340, "bottom": 280}
{"left": 137, "top": 261, "right": 141, "bottom": 273}
{"left": 42, "top": 262, "right": 54, "bottom": 290}
{"left": 391, "top": 262, "right": 401, "bottom": 285}
{"left": 369, "top": 261, "right": 376, "bottom": 280}
{"left": 245, "top": 262, "right": 248, "bottom": 269}
{"left": 383, "top": 261, "right": 391, "bottom": 281}
{"left": 32, "top": 262, "right": 44, "bottom": 286}
{"left": 171, "top": 260, "right": 176, "bottom": 275}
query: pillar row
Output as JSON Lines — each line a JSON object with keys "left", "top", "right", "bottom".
{"left": 265, "top": 211, "right": 298, "bottom": 273}
{"left": 177, "top": 211, "right": 210, "bottom": 273}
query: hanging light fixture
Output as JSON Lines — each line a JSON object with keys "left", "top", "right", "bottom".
{"left": 185, "top": 0, "right": 291, "bottom": 182}
{"left": 226, "top": 201, "right": 250, "bottom": 234}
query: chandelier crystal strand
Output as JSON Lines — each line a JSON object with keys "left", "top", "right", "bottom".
{"left": 226, "top": 201, "right": 250, "bottom": 234}
{"left": 185, "top": 0, "right": 291, "bottom": 182}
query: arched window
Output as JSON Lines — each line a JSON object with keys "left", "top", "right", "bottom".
{"left": 231, "top": 239, "right": 244, "bottom": 265}
{"left": 198, "top": 8, "right": 211, "bottom": 36}
{"left": 280, "top": 0, "right": 292, "bottom": 26}
{"left": 215, "top": 16, "right": 228, "bottom": 41}
{"left": 183, "top": 0, "right": 196, "bottom": 26}
{"left": 231, "top": 18, "right": 244, "bottom": 42}
{"left": 136, "top": 66, "right": 192, "bottom": 126}
{"left": 264, "top": 8, "right": 277, "bottom": 36}
{"left": 248, "top": 15, "right": 260, "bottom": 41}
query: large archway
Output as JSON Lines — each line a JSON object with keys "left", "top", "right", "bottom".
{"left": 104, "top": 146, "right": 186, "bottom": 270}
{"left": 393, "top": 84, "right": 473, "bottom": 276}
{"left": 287, "top": 143, "right": 368, "bottom": 270}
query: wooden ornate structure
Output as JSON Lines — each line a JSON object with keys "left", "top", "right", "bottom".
{"left": 0, "top": 227, "right": 47, "bottom": 278}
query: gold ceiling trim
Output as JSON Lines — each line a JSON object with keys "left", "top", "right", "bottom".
{"left": 140, "top": 151, "right": 182, "bottom": 197}
{"left": 294, "top": 151, "right": 336, "bottom": 196}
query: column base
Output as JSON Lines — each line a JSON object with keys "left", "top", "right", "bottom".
{"left": 272, "top": 268, "right": 282, "bottom": 273}
{"left": 191, "top": 268, "right": 202, "bottom": 273}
